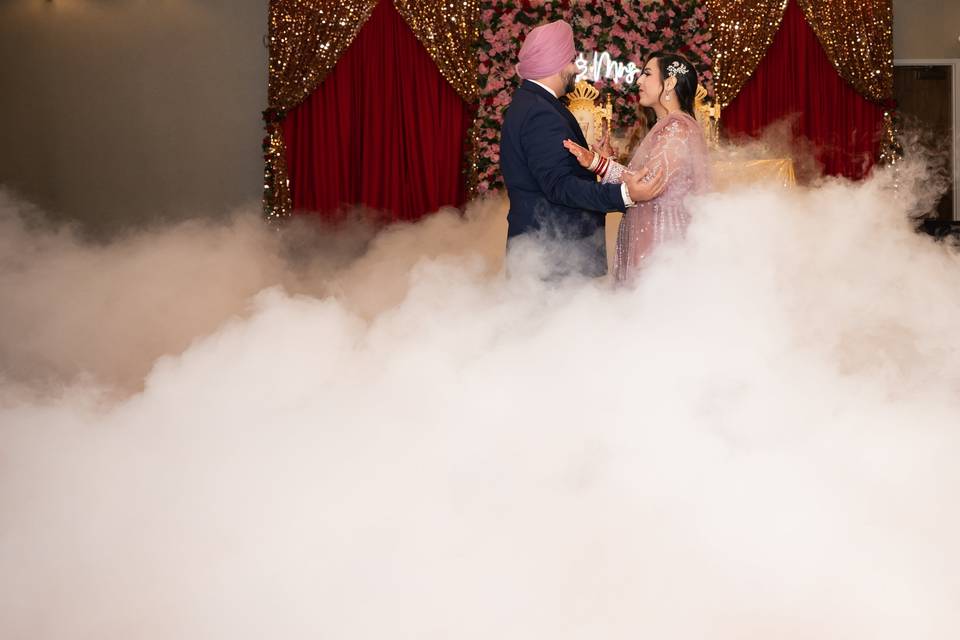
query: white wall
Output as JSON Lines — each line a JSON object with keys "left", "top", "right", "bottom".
{"left": 893, "top": 0, "right": 960, "bottom": 60}
{"left": 0, "top": 0, "right": 269, "bottom": 236}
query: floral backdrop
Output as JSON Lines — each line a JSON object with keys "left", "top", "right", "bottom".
{"left": 470, "top": 0, "right": 714, "bottom": 194}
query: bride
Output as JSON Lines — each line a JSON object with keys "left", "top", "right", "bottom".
{"left": 564, "top": 53, "right": 711, "bottom": 282}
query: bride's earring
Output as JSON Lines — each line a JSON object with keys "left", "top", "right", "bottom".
{"left": 665, "top": 93, "right": 671, "bottom": 102}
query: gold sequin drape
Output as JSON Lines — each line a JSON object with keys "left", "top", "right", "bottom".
{"left": 264, "top": 0, "right": 480, "bottom": 220}
{"left": 393, "top": 0, "right": 481, "bottom": 103}
{"left": 264, "top": 0, "right": 378, "bottom": 221}
{"left": 796, "top": 0, "right": 893, "bottom": 103}
{"left": 706, "top": 0, "right": 892, "bottom": 108}
{"left": 268, "top": 0, "right": 378, "bottom": 110}
{"left": 706, "top": 0, "right": 894, "bottom": 166}
{"left": 705, "top": 0, "right": 789, "bottom": 108}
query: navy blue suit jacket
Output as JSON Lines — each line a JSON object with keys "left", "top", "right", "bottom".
{"left": 500, "top": 81, "right": 626, "bottom": 246}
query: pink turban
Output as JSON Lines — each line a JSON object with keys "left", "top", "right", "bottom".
{"left": 516, "top": 20, "right": 576, "bottom": 80}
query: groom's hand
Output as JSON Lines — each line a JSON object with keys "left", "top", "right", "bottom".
{"left": 624, "top": 167, "right": 665, "bottom": 203}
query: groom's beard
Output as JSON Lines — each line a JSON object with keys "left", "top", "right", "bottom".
{"left": 562, "top": 74, "right": 576, "bottom": 95}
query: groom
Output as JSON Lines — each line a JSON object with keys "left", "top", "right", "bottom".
{"left": 499, "top": 19, "right": 662, "bottom": 277}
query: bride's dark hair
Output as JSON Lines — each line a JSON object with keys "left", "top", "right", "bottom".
{"left": 644, "top": 52, "right": 699, "bottom": 122}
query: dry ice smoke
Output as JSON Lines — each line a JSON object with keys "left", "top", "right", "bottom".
{"left": 1, "top": 151, "right": 959, "bottom": 638}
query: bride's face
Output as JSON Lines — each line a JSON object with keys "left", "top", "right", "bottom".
{"left": 637, "top": 59, "right": 663, "bottom": 108}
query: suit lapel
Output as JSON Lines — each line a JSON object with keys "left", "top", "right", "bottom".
{"left": 520, "top": 81, "right": 589, "bottom": 148}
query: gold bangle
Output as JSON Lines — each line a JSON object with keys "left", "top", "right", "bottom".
{"left": 587, "top": 152, "right": 600, "bottom": 172}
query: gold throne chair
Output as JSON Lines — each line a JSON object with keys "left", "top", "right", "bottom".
{"left": 565, "top": 81, "right": 613, "bottom": 150}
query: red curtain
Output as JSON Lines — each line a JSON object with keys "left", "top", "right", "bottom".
{"left": 722, "top": 0, "right": 885, "bottom": 179}
{"left": 282, "top": 0, "right": 474, "bottom": 222}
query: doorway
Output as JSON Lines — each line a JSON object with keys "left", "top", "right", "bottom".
{"left": 893, "top": 59, "right": 959, "bottom": 222}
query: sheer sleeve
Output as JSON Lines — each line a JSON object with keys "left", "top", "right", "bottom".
{"left": 601, "top": 118, "right": 691, "bottom": 186}
{"left": 600, "top": 159, "right": 628, "bottom": 185}
{"left": 643, "top": 117, "right": 693, "bottom": 184}
{"left": 601, "top": 115, "right": 710, "bottom": 194}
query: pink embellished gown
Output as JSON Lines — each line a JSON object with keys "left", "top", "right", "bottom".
{"left": 602, "top": 111, "right": 711, "bottom": 282}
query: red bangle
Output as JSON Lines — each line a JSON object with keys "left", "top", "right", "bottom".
{"left": 595, "top": 156, "right": 609, "bottom": 176}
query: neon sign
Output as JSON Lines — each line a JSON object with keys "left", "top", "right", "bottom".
{"left": 575, "top": 51, "right": 641, "bottom": 85}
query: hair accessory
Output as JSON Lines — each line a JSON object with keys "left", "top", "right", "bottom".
{"left": 667, "top": 61, "right": 689, "bottom": 77}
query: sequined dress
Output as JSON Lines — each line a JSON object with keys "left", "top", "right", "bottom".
{"left": 601, "top": 111, "right": 710, "bottom": 282}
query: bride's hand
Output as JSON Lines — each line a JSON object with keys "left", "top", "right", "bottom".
{"left": 593, "top": 129, "right": 616, "bottom": 158}
{"left": 623, "top": 166, "right": 666, "bottom": 203}
{"left": 562, "top": 139, "right": 595, "bottom": 169}
{"left": 589, "top": 117, "right": 616, "bottom": 157}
